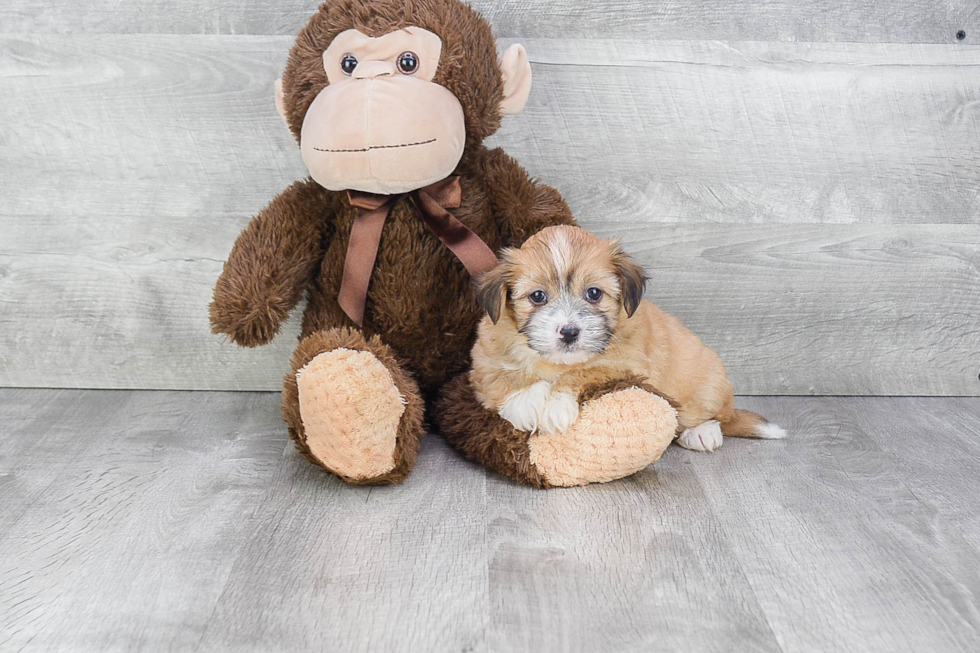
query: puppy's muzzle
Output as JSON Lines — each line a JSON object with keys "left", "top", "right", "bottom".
{"left": 559, "top": 324, "right": 580, "bottom": 344}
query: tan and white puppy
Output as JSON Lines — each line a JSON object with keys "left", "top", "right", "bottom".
{"left": 471, "top": 225, "right": 787, "bottom": 451}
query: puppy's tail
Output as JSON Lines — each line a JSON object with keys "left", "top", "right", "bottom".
{"left": 718, "top": 409, "right": 787, "bottom": 440}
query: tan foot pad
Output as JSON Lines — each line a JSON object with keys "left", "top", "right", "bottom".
{"left": 296, "top": 348, "right": 406, "bottom": 481}
{"left": 528, "top": 388, "right": 677, "bottom": 487}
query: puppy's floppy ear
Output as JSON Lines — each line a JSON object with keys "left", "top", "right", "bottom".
{"left": 612, "top": 246, "right": 648, "bottom": 318}
{"left": 476, "top": 262, "right": 509, "bottom": 324}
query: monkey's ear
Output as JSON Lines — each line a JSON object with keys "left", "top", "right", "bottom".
{"left": 612, "top": 248, "right": 648, "bottom": 318}
{"left": 476, "top": 264, "right": 509, "bottom": 324}
{"left": 499, "top": 44, "right": 532, "bottom": 115}
{"left": 274, "top": 78, "right": 289, "bottom": 127}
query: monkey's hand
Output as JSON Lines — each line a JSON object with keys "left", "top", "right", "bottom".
{"left": 209, "top": 180, "right": 332, "bottom": 348}
{"left": 210, "top": 280, "right": 292, "bottom": 348}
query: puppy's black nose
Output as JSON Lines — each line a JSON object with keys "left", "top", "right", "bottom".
{"left": 559, "top": 324, "right": 580, "bottom": 344}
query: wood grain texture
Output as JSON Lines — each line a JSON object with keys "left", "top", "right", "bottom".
{"left": 498, "top": 39, "right": 980, "bottom": 226}
{"left": 196, "top": 419, "right": 491, "bottom": 652}
{"left": 687, "top": 396, "right": 980, "bottom": 652}
{"left": 0, "top": 35, "right": 297, "bottom": 221}
{"left": 0, "top": 0, "right": 976, "bottom": 43}
{"left": 2, "top": 390, "right": 980, "bottom": 651}
{"left": 4, "top": 219, "right": 977, "bottom": 394}
{"left": 484, "top": 456, "right": 783, "bottom": 652}
{"left": 2, "top": 35, "right": 979, "bottom": 394}
{"left": 4, "top": 36, "right": 980, "bottom": 225}
{"left": 0, "top": 389, "right": 288, "bottom": 652}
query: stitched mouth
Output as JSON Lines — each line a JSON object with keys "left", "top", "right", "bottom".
{"left": 313, "top": 138, "right": 436, "bottom": 153}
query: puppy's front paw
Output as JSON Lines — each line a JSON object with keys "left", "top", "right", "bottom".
{"left": 539, "top": 391, "right": 579, "bottom": 434}
{"left": 677, "top": 420, "right": 723, "bottom": 452}
{"left": 499, "top": 381, "right": 552, "bottom": 433}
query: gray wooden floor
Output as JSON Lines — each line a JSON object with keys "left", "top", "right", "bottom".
{"left": 0, "top": 390, "right": 977, "bottom": 652}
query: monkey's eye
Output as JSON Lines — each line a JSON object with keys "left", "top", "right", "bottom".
{"left": 397, "top": 51, "right": 419, "bottom": 74}
{"left": 528, "top": 290, "right": 548, "bottom": 306}
{"left": 340, "top": 53, "right": 358, "bottom": 76}
{"left": 585, "top": 287, "right": 604, "bottom": 303}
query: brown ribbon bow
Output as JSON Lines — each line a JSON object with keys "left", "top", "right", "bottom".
{"left": 339, "top": 176, "right": 499, "bottom": 326}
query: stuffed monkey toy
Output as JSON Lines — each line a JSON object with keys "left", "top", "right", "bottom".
{"left": 211, "top": 0, "right": 677, "bottom": 488}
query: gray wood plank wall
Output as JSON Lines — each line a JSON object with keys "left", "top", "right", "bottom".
{"left": 1, "top": 4, "right": 979, "bottom": 394}
{"left": 1, "top": 1, "right": 976, "bottom": 43}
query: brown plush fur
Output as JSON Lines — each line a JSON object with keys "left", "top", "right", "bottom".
{"left": 211, "top": 0, "right": 575, "bottom": 483}
{"left": 578, "top": 374, "right": 678, "bottom": 407}
{"left": 434, "top": 373, "right": 551, "bottom": 488}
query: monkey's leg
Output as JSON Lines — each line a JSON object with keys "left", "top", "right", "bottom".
{"left": 435, "top": 374, "right": 677, "bottom": 488}
{"left": 282, "top": 327, "right": 424, "bottom": 485}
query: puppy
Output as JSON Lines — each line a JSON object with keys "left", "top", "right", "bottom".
{"left": 470, "top": 225, "right": 786, "bottom": 452}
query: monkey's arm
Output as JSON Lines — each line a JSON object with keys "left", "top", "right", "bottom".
{"left": 436, "top": 372, "right": 678, "bottom": 488}
{"left": 552, "top": 366, "right": 635, "bottom": 400}
{"left": 210, "top": 179, "right": 335, "bottom": 347}
{"left": 480, "top": 148, "right": 577, "bottom": 247}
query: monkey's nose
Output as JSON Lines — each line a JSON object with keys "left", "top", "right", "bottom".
{"left": 353, "top": 61, "right": 396, "bottom": 79}
{"left": 559, "top": 325, "right": 580, "bottom": 344}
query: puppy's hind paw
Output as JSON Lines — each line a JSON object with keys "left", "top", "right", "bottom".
{"left": 499, "top": 381, "right": 552, "bottom": 433}
{"left": 677, "top": 420, "right": 723, "bottom": 452}
{"left": 539, "top": 391, "right": 579, "bottom": 434}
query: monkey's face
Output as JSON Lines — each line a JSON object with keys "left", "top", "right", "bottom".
{"left": 278, "top": 2, "right": 534, "bottom": 196}
{"left": 298, "top": 28, "right": 465, "bottom": 195}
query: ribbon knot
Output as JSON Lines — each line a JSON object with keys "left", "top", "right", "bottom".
{"left": 338, "top": 176, "right": 499, "bottom": 326}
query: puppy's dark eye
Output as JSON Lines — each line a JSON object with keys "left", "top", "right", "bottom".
{"left": 585, "top": 287, "right": 604, "bottom": 303}
{"left": 528, "top": 290, "right": 548, "bottom": 306}
{"left": 397, "top": 51, "right": 419, "bottom": 74}
{"left": 340, "top": 53, "right": 358, "bottom": 75}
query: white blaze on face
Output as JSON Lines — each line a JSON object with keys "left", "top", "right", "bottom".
{"left": 546, "top": 227, "right": 570, "bottom": 281}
